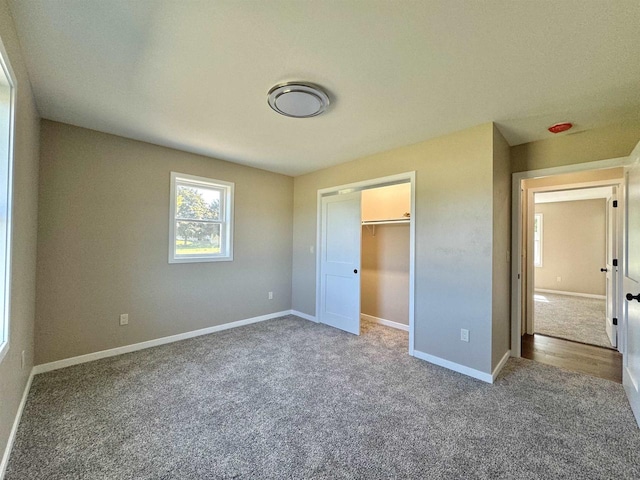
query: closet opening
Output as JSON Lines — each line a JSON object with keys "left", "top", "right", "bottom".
{"left": 315, "top": 172, "right": 416, "bottom": 353}
{"left": 360, "top": 183, "right": 411, "bottom": 340}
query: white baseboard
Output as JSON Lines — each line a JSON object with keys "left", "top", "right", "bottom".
{"left": 412, "top": 349, "right": 493, "bottom": 383}
{"left": 33, "top": 310, "right": 292, "bottom": 375}
{"left": 492, "top": 350, "right": 511, "bottom": 382}
{"left": 290, "top": 310, "right": 317, "bottom": 322}
{"left": 360, "top": 313, "right": 409, "bottom": 332}
{"left": 0, "top": 369, "right": 34, "bottom": 480}
{"left": 535, "top": 289, "right": 605, "bottom": 300}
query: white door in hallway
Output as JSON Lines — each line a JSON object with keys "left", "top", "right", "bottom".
{"left": 605, "top": 188, "right": 617, "bottom": 348}
{"left": 624, "top": 140, "right": 640, "bottom": 426}
{"left": 319, "top": 191, "right": 361, "bottom": 335}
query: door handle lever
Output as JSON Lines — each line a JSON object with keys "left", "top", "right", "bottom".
{"left": 626, "top": 293, "right": 640, "bottom": 302}
{"left": 601, "top": 268, "right": 608, "bottom": 272}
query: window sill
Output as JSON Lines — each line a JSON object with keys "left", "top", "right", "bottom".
{"left": 169, "top": 255, "right": 233, "bottom": 264}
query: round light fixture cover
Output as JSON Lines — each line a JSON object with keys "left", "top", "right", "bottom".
{"left": 267, "top": 82, "right": 330, "bottom": 118}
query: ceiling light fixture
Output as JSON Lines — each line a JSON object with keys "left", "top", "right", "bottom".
{"left": 267, "top": 82, "right": 330, "bottom": 118}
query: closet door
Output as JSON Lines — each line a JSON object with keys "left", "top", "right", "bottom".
{"left": 319, "top": 191, "right": 361, "bottom": 335}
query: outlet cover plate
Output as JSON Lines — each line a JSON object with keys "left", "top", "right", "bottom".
{"left": 461, "top": 329, "right": 470, "bottom": 342}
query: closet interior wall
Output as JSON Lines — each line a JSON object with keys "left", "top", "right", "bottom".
{"left": 361, "top": 183, "right": 411, "bottom": 326}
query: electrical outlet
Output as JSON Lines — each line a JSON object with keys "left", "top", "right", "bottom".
{"left": 119, "top": 313, "right": 129, "bottom": 326}
{"left": 461, "top": 329, "right": 470, "bottom": 342}
{"left": 268, "top": 291, "right": 273, "bottom": 300}
{"left": 310, "top": 245, "right": 314, "bottom": 254}
{"left": 21, "top": 350, "right": 25, "bottom": 369}
{"left": 556, "top": 276, "right": 562, "bottom": 283}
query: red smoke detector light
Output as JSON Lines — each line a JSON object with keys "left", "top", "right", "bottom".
{"left": 548, "top": 122, "right": 573, "bottom": 134}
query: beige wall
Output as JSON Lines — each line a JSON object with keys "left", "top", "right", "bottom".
{"left": 523, "top": 167, "right": 624, "bottom": 190}
{"left": 0, "top": 0, "right": 40, "bottom": 467}
{"left": 511, "top": 120, "right": 640, "bottom": 173}
{"left": 492, "top": 126, "right": 511, "bottom": 370}
{"left": 35, "top": 121, "right": 293, "bottom": 364}
{"left": 293, "top": 122, "right": 509, "bottom": 374}
{"left": 535, "top": 199, "right": 606, "bottom": 295}
{"left": 361, "top": 224, "right": 409, "bottom": 325}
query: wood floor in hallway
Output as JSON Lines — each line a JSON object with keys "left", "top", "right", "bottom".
{"left": 522, "top": 333, "right": 622, "bottom": 383}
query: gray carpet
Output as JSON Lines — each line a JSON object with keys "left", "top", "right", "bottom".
{"left": 6, "top": 316, "right": 640, "bottom": 479}
{"left": 534, "top": 292, "right": 612, "bottom": 348}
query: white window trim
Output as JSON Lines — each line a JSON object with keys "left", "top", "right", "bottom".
{"left": 534, "top": 213, "right": 543, "bottom": 268}
{"left": 0, "top": 34, "right": 16, "bottom": 365}
{"left": 169, "top": 172, "right": 234, "bottom": 263}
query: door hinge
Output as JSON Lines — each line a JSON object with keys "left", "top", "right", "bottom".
{"left": 613, "top": 200, "right": 618, "bottom": 208}
{"left": 613, "top": 317, "right": 618, "bottom": 326}
{"left": 613, "top": 259, "right": 618, "bottom": 267}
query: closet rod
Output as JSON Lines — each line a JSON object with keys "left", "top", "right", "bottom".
{"left": 361, "top": 219, "right": 410, "bottom": 226}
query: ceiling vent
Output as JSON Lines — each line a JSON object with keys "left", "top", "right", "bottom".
{"left": 267, "top": 82, "right": 330, "bottom": 118}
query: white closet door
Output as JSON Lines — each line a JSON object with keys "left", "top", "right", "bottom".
{"left": 319, "top": 192, "right": 361, "bottom": 335}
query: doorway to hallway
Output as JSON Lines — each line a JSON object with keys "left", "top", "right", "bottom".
{"left": 515, "top": 167, "right": 625, "bottom": 382}
{"left": 531, "top": 187, "right": 618, "bottom": 350}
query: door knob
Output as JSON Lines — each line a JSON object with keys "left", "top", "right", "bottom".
{"left": 626, "top": 293, "right": 640, "bottom": 302}
{"left": 601, "top": 268, "right": 608, "bottom": 272}
{"left": 354, "top": 269, "right": 358, "bottom": 274}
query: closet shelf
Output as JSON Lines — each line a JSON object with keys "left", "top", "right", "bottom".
{"left": 361, "top": 219, "right": 410, "bottom": 226}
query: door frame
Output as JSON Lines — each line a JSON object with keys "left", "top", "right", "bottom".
{"left": 511, "top": 157, "right": 632, "bottom": 357}
{"left": 316, "top": 172, "right": 416, "bottom": 354}
{"left": 605, "top": 187, "right": 619, "bottom": 348}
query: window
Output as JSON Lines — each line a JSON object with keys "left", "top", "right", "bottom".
{"left": 169, "top": 172, "right": 234, "bottom": 263}
{"left": 534, "top": 213, "right": 543, "bottom": 267}
{"left": 0, "top": 40, "right": 15, "bottom": 364}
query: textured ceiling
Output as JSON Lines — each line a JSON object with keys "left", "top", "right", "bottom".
{"left": 8, "top": 0, "right": 640, "bottom": 176}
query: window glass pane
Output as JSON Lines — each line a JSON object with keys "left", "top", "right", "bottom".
{"left": 170, "top": 172, "right": 233, "bottom": 263}
{"left": 534, "top": 214, "right": 542, "bottom": 267}
{"left": 176, "top": 184, "right": 221, "bottom": 221}
{"left": 175, "top": 221, "right": 222, "bottom": 255}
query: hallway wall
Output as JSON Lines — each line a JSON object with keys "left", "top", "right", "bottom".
{"left": 534, "top": 199, "right": 606, "bottom": 296}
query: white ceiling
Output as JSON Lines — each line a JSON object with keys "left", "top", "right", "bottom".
{"left": 8, "top": 1, "right": 640, "bottom": 176}
{"left": 535, "top": 187, "right": 612, "bottom": 204}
